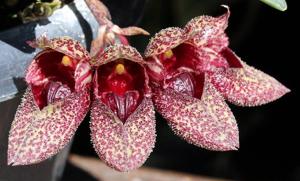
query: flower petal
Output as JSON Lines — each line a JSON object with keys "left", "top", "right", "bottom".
{"left": 153, "top": 75, "right": 239, "bottom": 151}
{"left": 197, "top": 47, "right": 229, "bottom": 72}
{"left": 49, "top": 37, "right": 90, "bottom": 60}
{"left": 74, "top": 61, "right": 92, "bottom": 91}
{"left": 209, "top": 49, "right": 290, "bottom": 106}
{"left": 90, "top": 98, "right": 156, "bottom": 171}
{"left": 144, "top": 27, "right": 186, "bottom": 57}
{"left": 25, "top": 52, "right": 49, "bottom": 86}
{"left": 184, "top": 5, "right": 230, "bottom": 47}
{"left": 90, "top": 25, "right": 108, "bottom": 57}
{"left": 85, "top": 0, "right": 112, "bottom": 23}
{"left": 91, "top": 44, "right": 144, "bottom": 67}
{"left": 204, "top": 33, "right": 229, "bottom": 53}
{"left": 111, "top": 25, "right": 150, "bottom": 36}
{"left": 8, "top": 87, "right": 90, "bottom": 165}
{"left": 32, "top": 36, "right": 90, "bottom": 61}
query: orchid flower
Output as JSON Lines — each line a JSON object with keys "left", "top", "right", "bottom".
{"left": 144, "top": 6, "right": 290, "bottom": 151}
{"left": 86, "top": 0, "right": 155, "bottom": 171}
{"left": 90, "top": 44, "right": 156, "bottom": 171}
{"left": 85, "top": 0, "right": 149, "bottom": 57}
{"left": 7, "top": 36, "right": 92, "bottom": 165}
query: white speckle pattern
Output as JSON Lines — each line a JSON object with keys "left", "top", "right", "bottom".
{"left": 34, "top": 36, "right": 90, "bottom": 61}
{"left": 49, "top": 37, "right": 90, "bottom": 61}
{"left": 91, "top": 44, "right": 144, "bottom": 67}
{"left": 209, "top": 51, "right": 290, "bottom": 106}
{"left": 144, "top": 27, "right": 186, "bottom": 57}
{"left": 90, "top": 98, "right": 156, "bottom": 171}
{"left": 153, "top": 76, "right": 239, "bottom": 151}
{"left": 184, "top": 6, "right": 230, "bottom": 47}
{"left": 8, "top": 87, "right": 90, "bottom": 165}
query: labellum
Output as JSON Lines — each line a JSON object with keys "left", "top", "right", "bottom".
{"left": 7, "top": 36, "right": 92, "bottom": 165}
{"left": 90, "top": 44, "right": 156, "bottom": 171}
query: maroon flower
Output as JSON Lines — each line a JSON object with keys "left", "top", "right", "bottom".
{"left": 144, "top": 6, "right": 289, "bottom": 151}
{"left": 90, "top": 44, "right": 156, "bottom": 171}
{"left": 8, "top": 36, "right": 92, "bottom": 165}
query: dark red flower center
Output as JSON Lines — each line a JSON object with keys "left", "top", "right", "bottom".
{"left": 29, "top": 50, "right": 77, "bottom": 109}
{"left": 147, "top": 43, "right": 243, "bottom": 99}
{"left": 96, "top": 59, "right": 146, "bottom": 122}
{"left": 165, "top": 72, "right": 204, "bottom": 99}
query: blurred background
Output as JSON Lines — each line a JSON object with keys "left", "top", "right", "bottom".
{"left": 1, "top": 0, "right": 299, "bottom": 181}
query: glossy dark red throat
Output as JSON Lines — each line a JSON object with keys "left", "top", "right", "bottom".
{"left": 29, "top": 50, "right": 76, "bottom": 109}
{"left": 95, "top": 59, "right": 146, "bottom": 122}
{"left": 147, "top": 43, "right": 244, "bottom": 99}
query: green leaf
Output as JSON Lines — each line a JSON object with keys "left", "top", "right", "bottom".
{"left": 260, "top": 0, "right": 287, "bottom": 11}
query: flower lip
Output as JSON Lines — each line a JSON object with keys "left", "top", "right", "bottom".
{"left": 165, "top": 72, "right": 204, "bottom": 99}
{"left": 95, "top": 59, "right": 146, "bottom": 97}
{"left": 26, "top": 49, "right": 77, "bottom": 109}
{"left": 145, "top": 42, "right": 231, "bottom": 88}
{"left": 24, "top": 36, "right": 92, "bottom": 110}
{"left": 93, "top": 44, "right": 151, "bottom": 122}
{"left": 94, "top": 44, "right": 150, "bottom": 94}
{"left": 145, "top": 43, "right": 197, "bottom": 86}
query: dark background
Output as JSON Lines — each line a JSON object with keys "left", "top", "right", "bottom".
{"left": 71, "top": 0, "right": 299, "bottom": 181}
{"left": 1, "top": 0, "right": 299, "bottom": 180}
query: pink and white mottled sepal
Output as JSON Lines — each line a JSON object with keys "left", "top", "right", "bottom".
{"left": 209, "top": 48, "right": 290, "bottom": 106}
{"left": 8, "top": 88, "right": 90, "bottom": 165}
{"left": 184, "top": 5, "right": 230, "bottom": 47}
{"left": 90, "top": 98, "right": 156, "bottom": 171}
{"left": 144, "top": 27, "right": 186, "bottom": 57}
{"left": 29, "top": 36, "right": 90, "bottom": 61}
{"left": 152, "top": 76, "right": 239, "bottom": 151}
{"left": 91, "top": 44, "right": 145, "bottom": 67}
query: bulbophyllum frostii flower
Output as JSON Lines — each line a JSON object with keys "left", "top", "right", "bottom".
{"left": 90, "top": 44, "right": 156, "bottom": 171}
{"left": 144, "top": 6, "right": 290, "bottom": 151}
{"left": 8, "top": 36, "right": 92, "bottom": 165}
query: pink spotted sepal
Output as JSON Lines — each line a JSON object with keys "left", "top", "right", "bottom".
{"left": 208, "top": 48, "right": 290, "bottom": 106}
{"left": 184, "top": 5, "right": 230, "bottom": 48}
{"left": 90, "top": 44, "right": 156, "bottom": 171}
{"left": 152, "top": 74, "right": 239, "bottom": 151}
{"left": 7, "top": 36, "right": 92, "bottom": 166}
